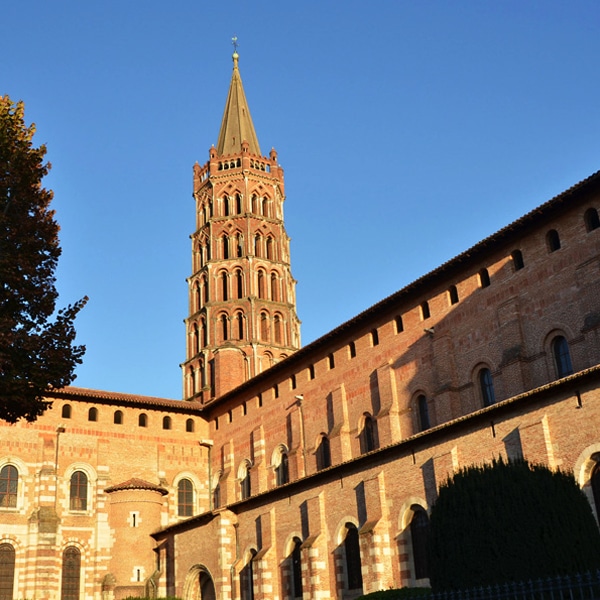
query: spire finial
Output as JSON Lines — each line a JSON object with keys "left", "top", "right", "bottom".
{"left": 232, "top": 35, "right": 239, "bottom": 56}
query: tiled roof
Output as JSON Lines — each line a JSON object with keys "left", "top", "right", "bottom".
{"left": 104, "top": 477, "right": 168, "bottom": 495}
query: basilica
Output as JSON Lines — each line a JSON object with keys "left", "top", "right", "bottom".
{"left": 1, "top": 51, "right": 600, "bottom": 600}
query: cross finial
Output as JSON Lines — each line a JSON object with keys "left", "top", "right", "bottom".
{"left": 232, "top": 36, "right": 239, "bottom": 54}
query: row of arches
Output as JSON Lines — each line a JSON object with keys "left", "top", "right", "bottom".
{"left": 198, "top": 192, "right": 282, "bottom": 226}
{"left": 415, "top": 333, "right": 574, "bottom": 432}
{"left": 191, "top": 267, "right": 289, "bottom": 311}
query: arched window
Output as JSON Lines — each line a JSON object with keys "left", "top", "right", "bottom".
{"left": 417, "top": 395, "right": 430, "bottom": 431}
{"left": 221, "top": 271, "right": 228, "bottom": 301}
{"left": 236, "top": 312, "right": 244, "bottom": 339}
{"left": 316, "top": 435, "right": 331, "bottom": 471}
{"left": 251, "top": 194, "right": 259, "bottom": 214}
{"left": 275, "top": 451, "right": 289, "bottom": 486}
{"left": 0, "top": 465, "right": 18, "bottom": 508}
{"left": 222, "top": 195, "right": 230, "bottom": 217}
{"left": 221, "top": 313, "right": 229, "bottom": 342}
{"left": 222, "top": 234, "right": 229, "bottom": 259}
{"left": 479, "top": 368, "right": 496, "bottom": 406}
{"left": 235, "top": 269, "right": 244, "bottom": 298}
{"left": 186, "top": 418, "right": 195, "bottom": 433}
{"left": 266, "top": 237, "right": 274, "bottom": 260}
{"left": 270, "top": 272, "right": 278, "bottom": 301}
{"left": 552, "top": 335, "right": 573, "bottom": 378}
{"left": 410, "top": 508, "right": 430, "bottom": 579}
{"left": 192, "top": 323, "right": 199, "bottom": 354}
{"left": 448, "top": 284, "right": 459, "bottom": 305}
{"left": 200, "top": 317, "right": 207, "bottom": 348}
{"left": 62, "top": 404, "right": 72, "bottom": 419}
{"left": 479, "top": 268, "right": 491, "bottom": 288}
{"left": 202, "top": 276, "right": 209, "bottom": 304}
{"left": 236, "top": 233, "right": 244, "bottom": 257}
{"left": 70, "top": 471, "right": 88, "bottom": 511}
{"left": 511, "top": 249, "right": 524, "bottom": 271}
{"left": 591, "top": 461, "right": 600, "bottom": 519}
{"left": 162, "top": 416, "right": 172, "bottom": 430}
{"left": 420, "top": 301, "right": 430, "bottom": 320}
{"left": 261, "top": 197, "right": 268, "bottom": 217}
{"left": 88, "top": 407, "right": 98, "bottom": 422}
{"left": 274, "top": 315, "right": 283, "bottom": 345}
{"left": 254, "top": 233, "right": 262, "bottom": 257}
{"left": 257, "top": 270, "right": 265, "bottom": 299}
{"left": 0, "top": 543, "right": 15, "bottom": 600}
{"left": 240, "top": 463, "right": 251, "bottom": 500}
{"left": 260, "top": 313, "right": 269, "bottom": 341}
{"left": 290, "top": 537, "right": 303, "bottom": 599}
{"left": 240, "top": 549, "right": 256, "bottom": 600}
{"left": 177, "top": 478, "right": 194, "bottom": 517}
{"left": 113, "top": 410, "right": 123, "bottom": 425}
{"left": 61, "top": 546, "right": 81, "bottom": 600}
{"left": 547, "top": 229, "right": 561, "bottom": 252}
{"left": 344, "top": 523, "right": 363, "bottom": 591}
{"left": 138, "top": 413, "right": 148, "bottom": 428}
{"left": 360, "top": 415, "right": 377, "bottom": 454}
{"left": 189, "top": 365, "right": 196, "bottom": 396}
{"left": 584, "top": 207, "right": 600, "bottom": 232}
{"left": 195, "top": 280, "right": 202, "bottom": 309}
{"left": 235, "top": 193, "right": 242, "bottom": 214}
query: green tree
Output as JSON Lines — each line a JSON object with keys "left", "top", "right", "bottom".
{"left": 0, "top": 95, "right": 87, "bottom": 423}
{"left": 428, "top": 458, "right": 600, "bottom": 590}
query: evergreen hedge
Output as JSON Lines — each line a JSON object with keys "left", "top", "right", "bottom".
{"left": 427, "top": 458, "right": 600, "bottom": 591}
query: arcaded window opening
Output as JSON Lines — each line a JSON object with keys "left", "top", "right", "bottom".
{"left": 479, "top": 268, "right": 490, "bottom": 288}
{"left": 547, "top": 229, "right": 561, "bottom": 252}
{"left": 511, "top": 249, "right": 524, "bottom": 271}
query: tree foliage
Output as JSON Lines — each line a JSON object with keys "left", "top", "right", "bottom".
{"left": 427, "top": 458, "right": 600, "bottom": 591}
{"left": 0, "top": 95, "right": 87, "bottom": 423}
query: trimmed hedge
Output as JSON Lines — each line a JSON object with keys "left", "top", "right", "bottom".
{"left": 427, "top": 458, "right": 600, "bottom": 591}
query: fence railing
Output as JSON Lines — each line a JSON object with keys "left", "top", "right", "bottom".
{"left": 404, "top": 570, "right": 600, "bottom": 600}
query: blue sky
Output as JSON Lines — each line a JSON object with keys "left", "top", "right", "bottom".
{"left": 3, "top": 2, "right": 600, "bottom": 399}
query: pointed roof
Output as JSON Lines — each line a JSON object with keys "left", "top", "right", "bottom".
{"left": 216, "top": 52, "right": 261, "bottom": 156}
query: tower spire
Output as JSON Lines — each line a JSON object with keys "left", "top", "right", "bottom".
{"left": 216, "top": 44, "right": 261, "bottom": 156}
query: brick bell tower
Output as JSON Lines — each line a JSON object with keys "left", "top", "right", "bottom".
{"left": 183, "top": 50, "right": 301, "bottom": 402}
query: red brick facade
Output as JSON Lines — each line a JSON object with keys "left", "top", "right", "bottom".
{"left": 1, "top": 54, "right": 600, "bottom": 600}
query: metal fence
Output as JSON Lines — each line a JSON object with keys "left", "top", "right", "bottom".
{"left": 419, "top": 570, "right": 600, "bottom": 600}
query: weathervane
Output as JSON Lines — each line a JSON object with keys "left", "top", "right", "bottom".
{"left": 232, "top": 36, "right": 239, "bottom": 53}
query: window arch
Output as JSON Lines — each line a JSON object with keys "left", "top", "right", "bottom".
{"left": 61, "top": 546, "right": 81, "bottom": 600}
{"left": 235, "top": 193, "right": 242, "bottom": 214}
{"left": 260, "top": 312, "right": 269, "bottom": 341}
{"left": 62, "top": 404, "right": 72, "bottom": 419}
{"left": 88, "top": 407, "right": 98, "bottom": 422}
{"left": 162, "top": 416, "right": 172, "bottom": 430}
{"left": 0, "top": 543, "right": 15, "bottom": 600}
{"left": 251, "top": 194, "right": 259, "bottom": 214}
{"left": 235, "top": 312, "right": 244, "bottom": 339}
{"left": 113, "top": 410, "right": 123, "bottom": 425}
{"left": 138, "top": 413, "right": 148, "bottom": 428}
{"left": 185, "top": 418, "right": 195, "bottom": 433}
{"left": 547, "top": 229, "right": 561, "bottom": 252}
{"left": 70, "top": 471, "right": 88, "bottom": 511}
{"left": 316, "top": 435, "right": 331, "bottom": 471}
{"left": 274, "top": 448, "right": 289, "bottom": 486}
{"left": 584, "top": 207, "right": 600, "bottom": 232}
{"left": 417, "top": 395, "right": 430, "bottom": 432}
{"left": 222, "top": 195, "right": 230, "bottom": 217}
{"left": 254, "top": 233, "right": 262, "bottom": 257}
{"left": 343, "top": 523, "right": 363, "bottom": 592}
{"left": 266, "top": 237, "right": 274, "bottom": 260}
{"left": 177, "top": 478, "right": 194, "bottom": 517}
{"left": 289, "top": 537, "right": 302, "bottom": 599}
{"left": 195, "top": 280, "right": 202, "bottom": 310}
{"left": 0, "top": 465, "right": 18, "bottom": 508}
{"left": 274, "top": 314, "right": 283, "bottom": 345}
{"left": 360, "top": 415, "right": 378, "bottom": 454}
{"left": 257, "top": 270, "right": 265, "bottom": 299}
{"left": 479, "top": 268, "right": 490, "bottom": 288}
{"left": 240, "top": 549, "right": 256, "bottom": 600}
{"left": 552, "top": 335, "right": 573, "bottom": 378}
{"left": 239, "top": 461, "right": 252, "bottom": 500}
{"left": 410, "top": 507, "right": 430, "bottom": 580}
{"left": 220, "top": 313, "right": 229, "bottom": 342}
{"left": 221, "top": 234, "right": 229, "bottom": 259}
{"left": 511, "top": 249, "right": 524, "bottom": 271}
{"left": 235, "top": 269, "right": 244, "bottom": 298}
{"left": 221, "top": 270, "right": 229, "bottom": 301}
{"left": 270, "top": 272, "right": 279, "bottom": 301}
{"left": 479, "top": 368, "right": 496, "bottom": 406}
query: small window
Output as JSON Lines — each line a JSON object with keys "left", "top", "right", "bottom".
{"left": 162, "top": 416, "right": 172, "bottom": 430}
{"left": 138, "top": 413, "right": 148, "bottom": 428}
{"left": 417, "top": 395, "right": 430, "bottom": 432}
{"left": 479, "top": 268, "right": 490, "bottom": 288}
{"left": 584, "top": 207, "right": 600, "bottom": 232}
{"left": 240, "top": 465, "right": 251, "bottom": 500}
{"left": 511, "top": 249, "right": 524, "bottom": 271}
{"left": 360, "top": 415, "right": 378, "bottom": 454}
{"left": 371, "top": 329, "right": 379, "bottom": 346}
{"left": 410, "top": 508, "right": 430, "bottom": 579}
{"left": 185, "top": 418, "right": 194, "bottom": 433}
{"left": 88, "top": 407, "right": 98, "bottom": 422}
{"left": 448, "top": 285, "right": 459, "bottom": 305}
{"left": 258, "top": 393, "right": 263, "bottom": 408}
{"left": 328, "top": 353, "right": 335, "bottom": 369}
{"left": 344, "top": 523, "right": 363, "bottom": 591}
{"left": 275, "top": 452, "right": 289, "bottom": 486}
{"left": 395, "top": 315, "right": 404, "bottom": 333}
{"left": 177, "top": 478, "right": 194, "bottom": 517}
{"left": 114, "top": 410, "right": 123, "bottom": 425}
{"left": 228, "top": 410, "right": 233, "bottom": 423}
{"left": 309, "top": 365, "right": 315, "bottom": 380}
{"left": 273, "top": 385, "right": 279, "bottom": 399}
{"left": 316, "top": 435, "right": 331, "bottom": 471}
{"left": 552, "top": 335, "right": 573, "bottom": 378}
{"left": 0, "top": 465, "right": 18, "bottom": 508}
{"left": 290, "top": 537, "right": 303, "bottom": 599}
{"left": 62, "top": 404, "right": 72, "bottom": 419}
{"left": 70, "top": 471, "right": 88, "bottom": 511}
{"left": 420, "top": 301, "right": 430, "bottom": 320}
{"left": 479, "top": 368, "right": 495, "bottom": 406}
{"left": 291, "top": 374, "right": 297, "bottom": 390}
{"left": 547, "top": 229, "right": 561, "bottom": 252}
{"left": 349, "top": 341, "right": 356, "bottom": 358}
